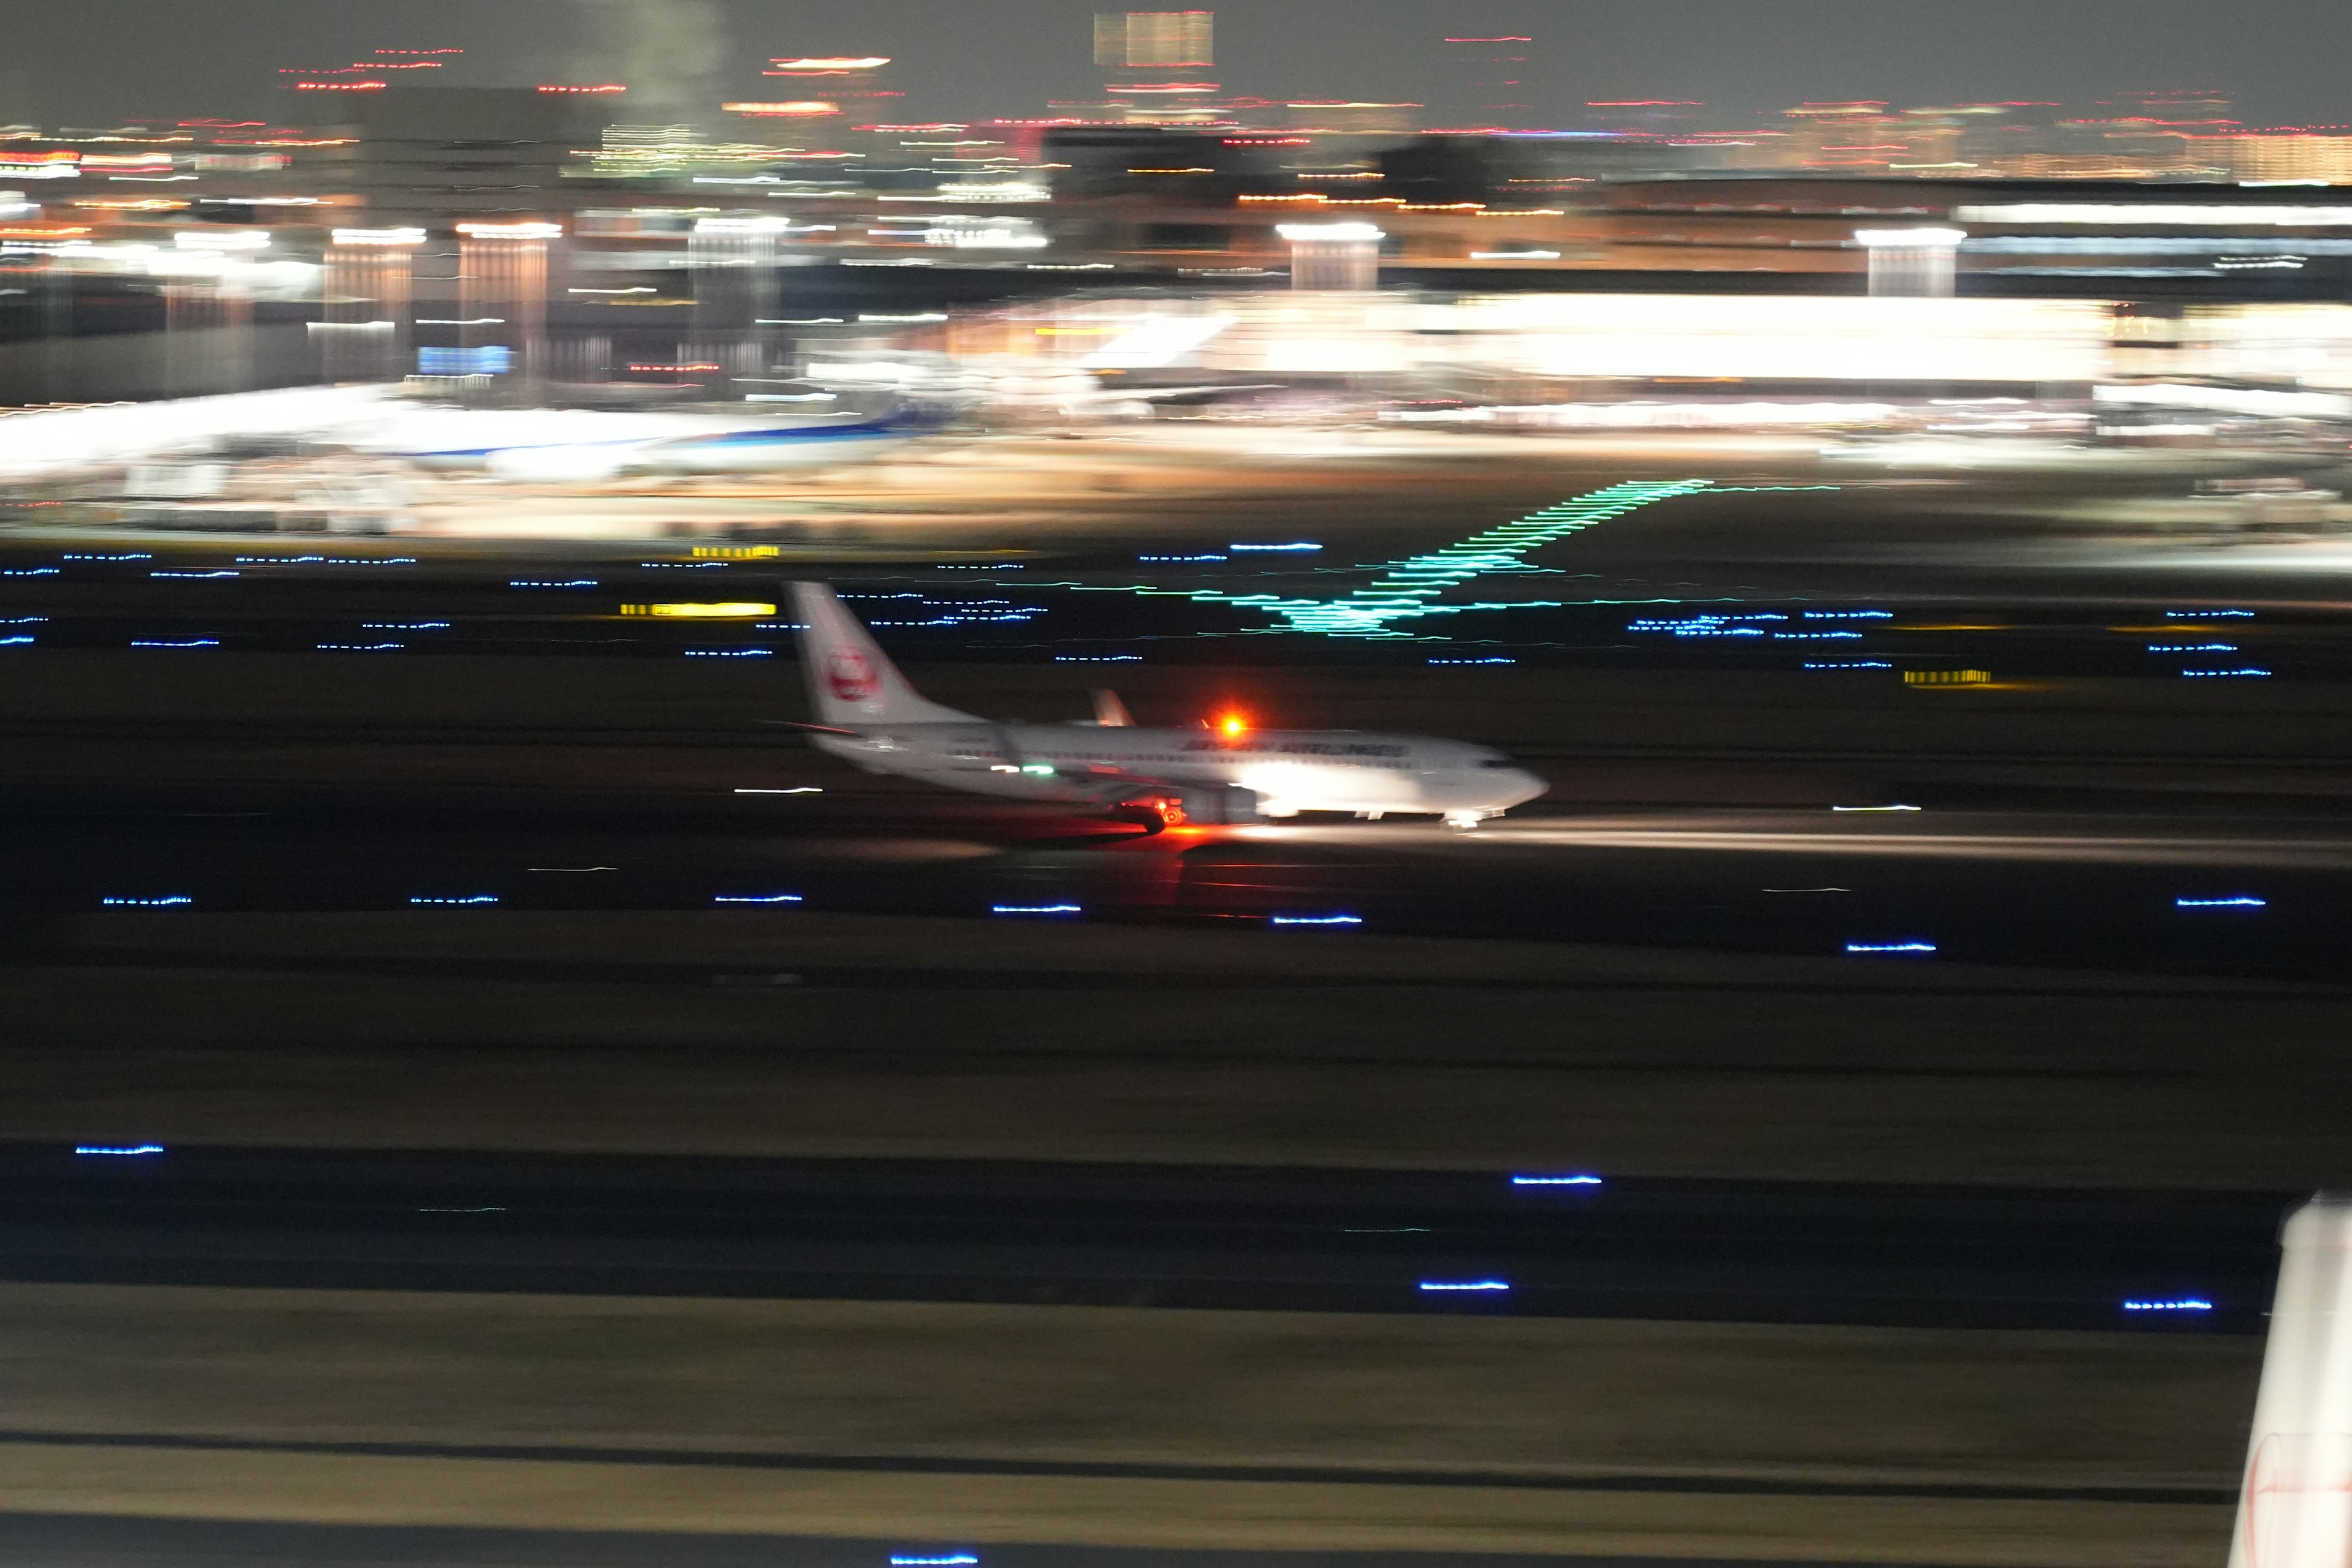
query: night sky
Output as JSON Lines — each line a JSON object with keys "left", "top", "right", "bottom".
{"left": 1, "top": 0, "right": 2339, "bottom": 132}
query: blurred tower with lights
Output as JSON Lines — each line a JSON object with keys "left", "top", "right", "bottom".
{"left": 690, "top": 216, "right": 786, "bottom": 388}
{"left": 1279, "top": 222, "right": 1382, "bottom": 290}
{"left": 1094, "top": 12, "right": 1221, "bottom": 125}
{"left": 162, "top": 232, "right": 264, "bottom": 397}
{"left": 1856, "top": 227, "right": 1964, "bottom": 296}
{"left": 1437, "top": 34, "right": 1532, "bottom": 127}
{"left": 320, "top": 227, "right": 422, "bottom": 382}
{"left": 456, "top": 221, "right": 558, "bottom": 399}
{"left": 1096, "top": 11, "right": 1213, "bottom": 70}
{"left": 761, "top": 53, "right": 897, "bottom": 119}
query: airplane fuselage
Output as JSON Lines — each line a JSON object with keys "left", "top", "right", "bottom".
{"left": 813, "top": 722, "right": 1547, "bottom": 821}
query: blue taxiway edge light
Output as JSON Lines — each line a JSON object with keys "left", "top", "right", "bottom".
{"left": 1271, "top": 914, "right": 1363, "bottom": 927}
{"left": 410, "top": 895, "right": 499, "bottom": 906}
{"left": 75, "top": 1145, "right": 164, "bottom": 1156}
{"left": 992, "top": 904, "right": 1082, "bottom": 916}
{"left": 889, "top": 1556, "right": 980, "bottom": 1566}
{"left": 1511, "top": 1175, "right": 1603, "bottom": 1187}
{"left": 1845, "top": 941, "right": 1937, "bottom": 955}
{"left": 1419, "top": 1280, "right": 1511, "bottom": 1293}
{"left": 2123, "top": 1298, "right": 2214, "bottom": 1312}
{"left": 714, "top": 894, "right": 804, "bottom": 905}
{"left": 2176, "top": 897, "right": 2266, "bottom": 909}
{"left": 101, "top": 895, "right": 192, "bottom": 907}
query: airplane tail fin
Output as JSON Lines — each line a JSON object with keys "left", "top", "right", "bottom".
{"left": 788, "top": 582, "right": 979, "bottom": 729}
{"left": 1091, "top": 688, "right": 1136, "bottom": 727}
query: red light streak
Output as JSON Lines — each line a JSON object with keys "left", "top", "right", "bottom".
{"left": 538, "top": 84, "right": 627, "bottom": 94}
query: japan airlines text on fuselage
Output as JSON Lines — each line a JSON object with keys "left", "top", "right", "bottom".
{"left": 790, "top": 582, "right": 1547, "bottom": 827}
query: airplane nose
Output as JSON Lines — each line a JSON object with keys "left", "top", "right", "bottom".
{"left": 1504, "top": 769, "right": 1548, "bottom": 806}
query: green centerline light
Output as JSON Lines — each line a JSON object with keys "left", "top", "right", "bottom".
{"left": 1077, "top": 478, "right": 1729, "bottom": 638}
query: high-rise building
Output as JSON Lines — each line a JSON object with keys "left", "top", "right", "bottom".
{"left": 1087, "top": 12, "right": 1223, "bottom": 127}
{"left": 1436, "top": 35, "right": 1531, "bottom": 127}
{"left": 1095, "top": 12, "right": 1213, "bottom": 68}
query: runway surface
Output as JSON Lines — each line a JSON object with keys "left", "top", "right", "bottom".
{"left": 0, "top": 1512, "right": 2113, "bottom": 1568}
{"left": 0, "top": 1145, "right": 2283, "bottom": 1332}
{"left": 3, "top": 787, "right": 2346, "bottom": 981}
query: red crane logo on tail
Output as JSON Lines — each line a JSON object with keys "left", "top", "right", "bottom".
{"left": 826, "top": 649, "right": 880, "bottom": 702}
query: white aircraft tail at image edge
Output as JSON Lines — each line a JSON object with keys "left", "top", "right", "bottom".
{"left": 2230, "top": 1193, "right": 2352, "bottom": 1568}
{"left": 784, "top": 581, "right": 1547, "bottom": 829}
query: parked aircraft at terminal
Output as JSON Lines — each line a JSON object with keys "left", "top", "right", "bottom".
{"left": 0, "top": 385, "right": 915, "bottom": 484}
{"left": 346, "top": 405, "right": 917, "bottom": 480}
{"left": 790, "top": 582, "right": 1548, "bottom": 829}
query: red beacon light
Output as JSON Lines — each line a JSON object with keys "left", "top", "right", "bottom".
{"left": 1216, "top": 712, "right": 1250, "bottom": 741}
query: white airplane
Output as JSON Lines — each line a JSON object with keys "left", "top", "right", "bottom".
{"left": 344, "top": 406, "right": 917, "bottom": 481}
{"left": 790, "top": 582, "right": 1548, "bottom": 829}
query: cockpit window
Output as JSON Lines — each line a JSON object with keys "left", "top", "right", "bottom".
{"left": 1478, "top": 758, "right": 1519, "bottom": 769}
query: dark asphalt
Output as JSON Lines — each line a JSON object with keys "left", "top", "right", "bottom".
{"left": 1, "top": 786, "right": 2345, "bottom": 980}
{"left": 0, "top": 1145, "right": 2286, "bottom": 1332}
{"left": 0, "top": 1512, "right": 2096, "bottom": 1568}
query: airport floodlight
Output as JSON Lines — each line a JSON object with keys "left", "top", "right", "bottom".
{"left": 1956, "top": 203, "right": 2352, "bottom": 227}
{"left": 1278, "top": 222, "right": 1385, "bottom": 291}
{"left": 175, "top": 229, "right": 271, "bottom": 251}
{"left": 1855, "top": 227, "right": 1964, "bottom": 297}
{"left": 1852, "top": 227, "right": 1968, "bottom": 247}
{"left": 330, "top": 227, "right": 427, "bottom": 247}
{"left": 694, "top": 217, "right": 793, "bottom": 235}
{"left": 456, "top": 222, "right": 563, "bottom": 239}
{"left": 1276, "top": 222, "right": 1388, "bottom": 243}
{"left": 723, "top": 102, "right": 841, "bottom": 117}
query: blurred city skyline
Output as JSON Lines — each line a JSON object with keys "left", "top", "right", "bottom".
{"left": 4, "top": 0, "right": 2346, "bottom": 131}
